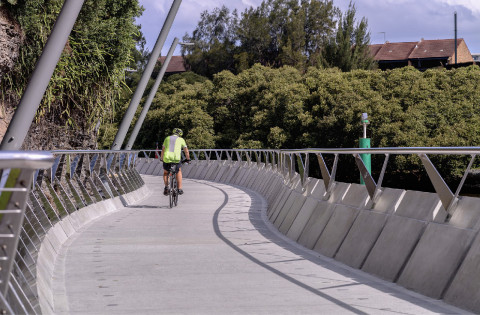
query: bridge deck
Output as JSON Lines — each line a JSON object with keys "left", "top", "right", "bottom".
{"left": 51, "top": 175, "right": 465, "bottom": 314}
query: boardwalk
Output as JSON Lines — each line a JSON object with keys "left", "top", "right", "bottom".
{"left": 51, "top": 175, "right": 465, "bottom": 314}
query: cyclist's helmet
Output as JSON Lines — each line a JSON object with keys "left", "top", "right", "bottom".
{"left": 173, "top": 128, "right": 183, "bottom": 137}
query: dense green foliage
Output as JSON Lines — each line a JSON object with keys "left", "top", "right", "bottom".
{"left": 132, "top": 65, "right": 480, "bottom": 189}
{"left": 1, "top": 0, "right": 143, "bottom": 148}
{"left": 182, "top": 0, "right": 374, "bottom": 77}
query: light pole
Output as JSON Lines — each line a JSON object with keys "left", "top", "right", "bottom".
{"left": 359, "top": 113, "right": 371, "bottom": 185}
{"left": 379, "top": 32, "right": 386, "bottom": 43}
{"left": 124, "top": 38, "right": 193, "bottom": 150}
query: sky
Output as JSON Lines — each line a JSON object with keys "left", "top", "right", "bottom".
{"left": 136, "top": 0, "right": 480, "bottom": 56}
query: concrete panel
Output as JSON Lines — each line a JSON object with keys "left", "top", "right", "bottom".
{"left": 253, "top": 169, "right": 270, "bottom": 192}
{"left": 245, "top": 166, "right": 260, "bottom": 187}
{"left": 264, "top": 177, "right": 283, "bottom": 203}
{"left": 397, "top": 222, "right": 475, "bottom": 299}
{"left": 362, "top": 215, "right": 427, "bottom": 282}
{"left": 238, "top": 168, "right": 253, "bottom": 186}
{"left": 151, "top": 163, "right": 163, "bottom": 176}
{"left": 221, "top": 166, "right": 238, "bottom": 184}
{"left": 278, "top": 195, "right": 307, "bottom": 234}
{"left": 273, "top": 192, "right": 299, "bottom": 227}
{"left": 313, "top": 204, "right": 359, "bottom": 257}
{"left": 243, "top": 164, "right": 261, "bottom": 188}
{"left": 305, "top": 178, "right": 320, "bottom": 197}
{"left": 145, "top": 161, "right": 157, "bottom": 175}
{"left": 395, "top": 190, "right": 446, "bottom": 222}
{"left": 449, "top": 196, "right": 480, "bottom": 230}
{"left": 204, "top": 163, "right": 219, "bottom": 180}
{"left": 369, "top": 188, "right": 405, "bottom": 213}
{"left": 151, "top": 160, "right": 163, "bottom": 175}
{"left": 191, "top": 162, "right": 206, "bottom": 179}
{"left": 286, "top": 198, "right": 320, "bottom": 241}
{"left": 51, "top": 224, "right": 68, "bottom": 248}
{"left": 340, "top": 183, "right": 370, "bottom": 208}
{"left": 251, "top": 169, "right": 266, "bottom": 191}
{"left": 256, "top": 171, "right": 273, "bottom": 194}
{"left": 309, "top": 179, "right": 327, "bottom": 200}
{"left": 335, "top": 210, "right": 388, "bottom": 268}
{"left": 297, "top": 201, "right": 335, "bottom": 249}
{"left": 444, "top": 232, "right": 480, "bottom": 313}
{"left": 291, "top": 174, "right": 303, "bottom": 193}
{"left": 234, "top": 168, "right": 249, "bottom": 185}
{"left": 59, "top": 218, "right": 76, "bottom": 237}
{"left": 268, "top": 187, "right": 291, "bottom": 219}
{"left": 181, "top": 163, "right": 193, "bottom": 178}
{"left": 232, "top": 167, "right": 247, "bottom": 185}
{"left": 213, "top": 165, "right": 228, "bottom": 182}
{"left": 135, "top": 159, "right": 148, "bottom": 174}
{"left": 324, "top": 182, "right": 351, "bottom": 204}
{"left": 268, "top": 184, "right": 288, "bottom": 210}
{"left": 197, "top": 163, "right": 212, "bottom": 180}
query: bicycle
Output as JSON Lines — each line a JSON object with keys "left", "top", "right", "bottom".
{"left": 165, "top": 159, "right": 189, "bottom": 208}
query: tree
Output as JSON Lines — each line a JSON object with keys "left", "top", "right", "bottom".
{"left": 182, "top": 6, "right": 238, "bottom": 77}
{"left": 183, "top": 0, "right": 358, "bottom": 76}
{"left": 322, "top": 1, "right": 375, "bottom": 71}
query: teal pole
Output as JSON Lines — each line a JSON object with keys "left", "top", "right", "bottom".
{"left": 360, "top": 113, "right": 371, "bottom": 185}
{"left": 359, "top": 138, "right": 371, "bottom": 184}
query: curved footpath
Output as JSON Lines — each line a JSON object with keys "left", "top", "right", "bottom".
{"left": 51, "top": 175, "right": 467, "bottom": 314}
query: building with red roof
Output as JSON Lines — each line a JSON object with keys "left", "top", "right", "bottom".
{"left": 158, "top": 56, "right": 188, "bottom": 74}
{"left": 370, "top": 38, "right": 473, "bottom": 70}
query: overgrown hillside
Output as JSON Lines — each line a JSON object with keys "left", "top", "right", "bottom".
{"left": 0, "top": 0, "right": 143, "bottom": 150}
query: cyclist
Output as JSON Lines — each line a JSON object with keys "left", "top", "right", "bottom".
{"left": 160, "top": 128, "right": 190, "bottom": 196}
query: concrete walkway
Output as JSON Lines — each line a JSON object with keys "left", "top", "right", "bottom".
{"left": 53, "top": 175, "right": 467, "bottom": 314}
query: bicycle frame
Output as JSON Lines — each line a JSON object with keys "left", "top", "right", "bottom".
{"left": 168, "top": 165, "right": 180, "bottom": 208}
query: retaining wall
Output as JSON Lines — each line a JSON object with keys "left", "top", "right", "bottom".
{"left": 137, "top": 158, "right": 480, "bottom": 313}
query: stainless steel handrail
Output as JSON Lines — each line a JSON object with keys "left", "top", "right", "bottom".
{"left": 138, "top": 147, "right": 479, "bottom": 217}
{"left": 0, "top": 151, "right": 54, "bottom": 169}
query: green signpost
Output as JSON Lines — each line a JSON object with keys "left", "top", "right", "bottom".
{"left": 360, "top": 113, "right": 371, "bottom": 185}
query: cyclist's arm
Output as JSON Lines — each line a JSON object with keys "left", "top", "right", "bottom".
{"left": 160, "top": 146, "right": 165, "bottom": 161}
{"left": 183, "top": 147, "right": 190, "bottom": 160}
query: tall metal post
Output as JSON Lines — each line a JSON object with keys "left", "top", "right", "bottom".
{"left": 0, "top": 0, "right": 85, "bottom": 151}
{"left": 111, "top": 0, "right": 182, "bottom": 150}
{"left": 125, "top": 38, "right": 179, "bottom": 150}
{"left": 454, "top": 11, "right": 458, "bottom": 65}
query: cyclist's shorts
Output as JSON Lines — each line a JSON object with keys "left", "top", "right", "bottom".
{"left": 163, "top": 162, "right": 182, "bottom": 173}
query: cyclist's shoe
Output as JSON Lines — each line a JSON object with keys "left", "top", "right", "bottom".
{"left": 178, "top": 189, "right": 184, "bottom": 195}
{"left": 163, "top": 187, "right": 169, "bottom": 196}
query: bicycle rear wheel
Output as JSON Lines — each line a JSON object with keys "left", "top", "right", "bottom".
{"left": 173, "top": 177, "right": 178, "bottom": 206}
{"left": 169, "top": 173, "right": 174, "bottom": 208}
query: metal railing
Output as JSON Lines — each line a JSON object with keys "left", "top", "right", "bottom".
{"left": 0, "top": 150, "right": 143, "bottom": 314}
{"left": 0, "top": 152, "right": 54, "bottom": 314}
{"left": 0, "top": 146, "right": 473, "bottom": 313}
{"left": 139, "top": 147, "right": 480, "bottom": 216}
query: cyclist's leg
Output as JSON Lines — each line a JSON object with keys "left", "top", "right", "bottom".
{"left": 176, "top": 168, "right": 182, "bottom": 189}
{"left": 163, "top": 163, "right": 171, "bottom": 195}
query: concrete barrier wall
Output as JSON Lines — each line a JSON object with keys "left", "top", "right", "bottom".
{"left": 174, "top": 159, "right": 480, "bottom": 313}
{"left": 37, "top": 183, "right": 150, "bottom": 314}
